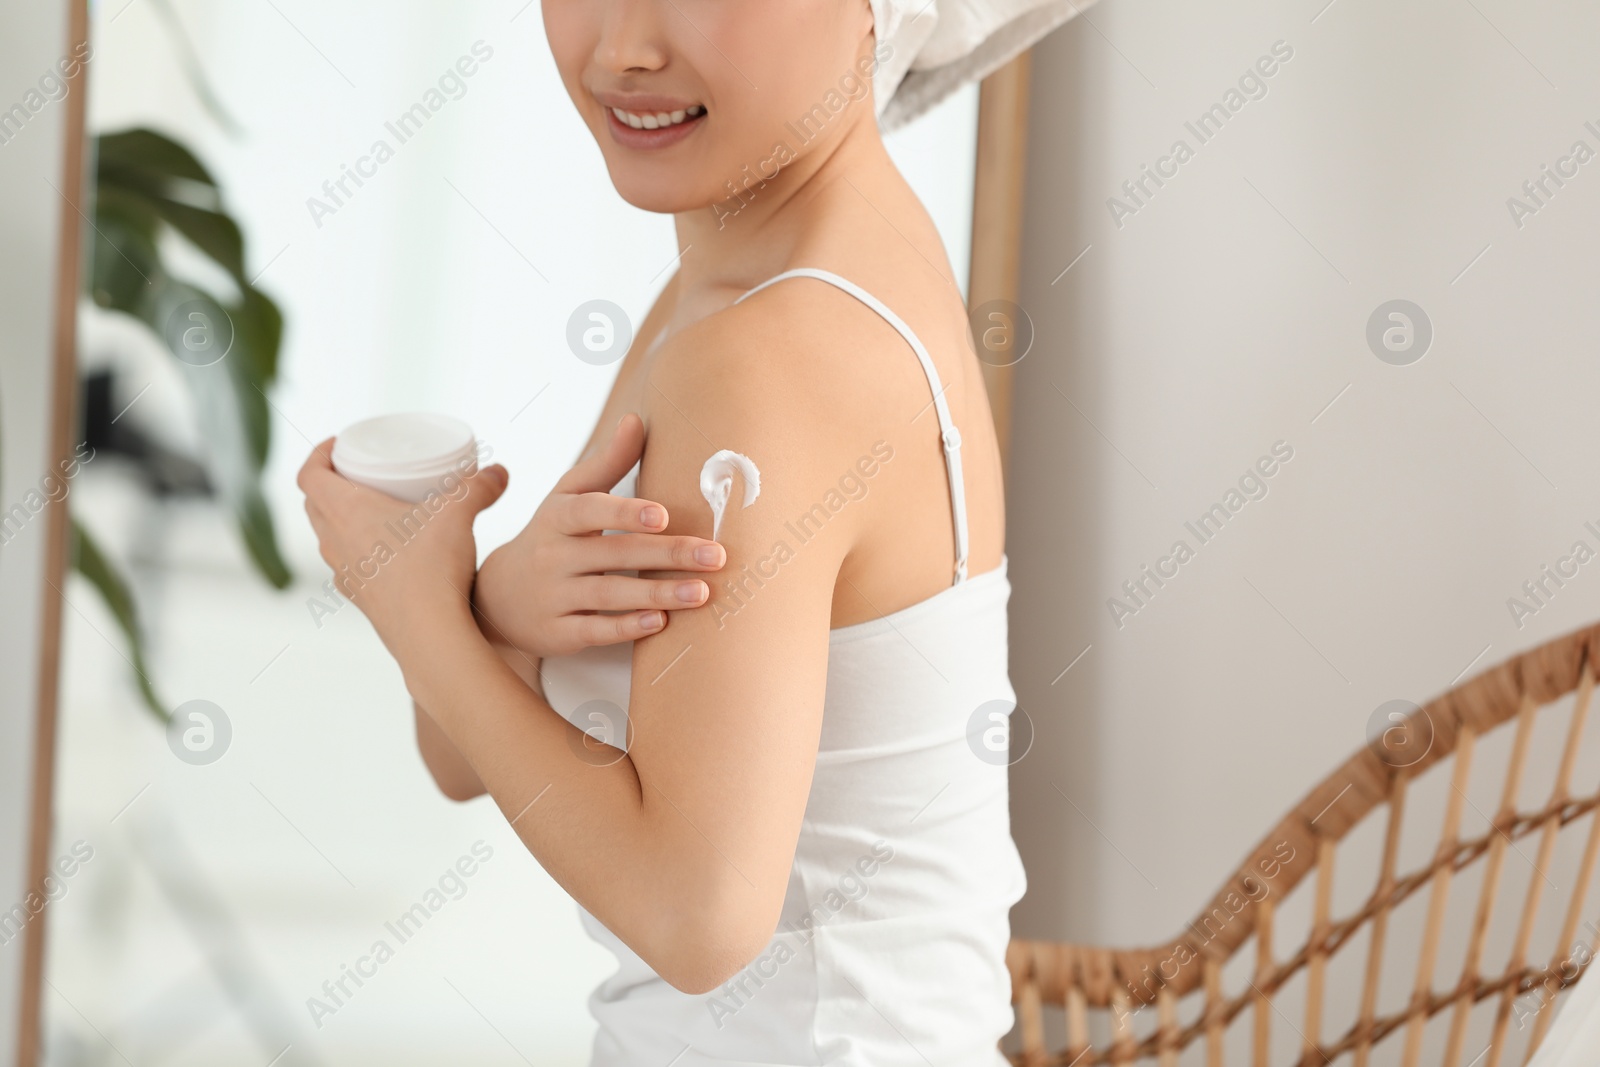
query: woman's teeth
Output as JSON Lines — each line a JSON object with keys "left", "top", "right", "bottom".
{"left": 611, "top": 104, "right": 705, "bottom": 130}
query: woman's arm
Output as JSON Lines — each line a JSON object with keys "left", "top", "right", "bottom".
{"left": 411, "top": 275, "right": 691, "bottom": 802}
{"left": 417, "top": 412, "right": 726, "bottom": 801}
{"left": 413, "top": 633, "right": 544, "bottom": 801}
{"left": 401, "top": 311, "right": 876, "bottom": 992}
{"left": 301, "top": 298, "right": 882, "bottom": 993}
{"left": 414, "top": 702, "right": 483, "bottom": 800}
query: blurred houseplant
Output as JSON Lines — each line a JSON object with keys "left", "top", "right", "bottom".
{"left": 77, "top": 125, "right": 291, "bottom": 721}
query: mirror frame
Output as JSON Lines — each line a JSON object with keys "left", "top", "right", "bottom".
{"left": 9, "top": 0, "right": 89, "bottom": 1063}
{"left": 968, "top": 53, "right": 1031, "bottom": 475}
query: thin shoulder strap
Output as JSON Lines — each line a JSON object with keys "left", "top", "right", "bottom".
{"left": 735, "top": 267, "right": 969, "bottom": 584}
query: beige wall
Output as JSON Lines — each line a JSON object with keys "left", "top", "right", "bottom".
{"left": 1008, "top": 0, "right": 1600, "bottom": 957}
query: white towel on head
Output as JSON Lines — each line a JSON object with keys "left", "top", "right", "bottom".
{"left": 870, "top": 0, "right": 1095, "bottom": 131}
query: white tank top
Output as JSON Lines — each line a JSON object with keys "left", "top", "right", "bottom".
{"left": 540, "top": 268, "right": 1027, "bottom": 1066}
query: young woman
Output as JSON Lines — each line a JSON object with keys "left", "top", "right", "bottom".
{"left": 299, "top": 1, "right": 1076, "bottom": 1062}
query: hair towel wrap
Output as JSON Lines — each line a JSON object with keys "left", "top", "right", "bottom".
{"left": 869, "top": 0, "right": 1096, "bottom": 131}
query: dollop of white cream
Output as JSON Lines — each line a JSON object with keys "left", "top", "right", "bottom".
{"left": 699, "top": 450, "right": 761, "bottom": 540}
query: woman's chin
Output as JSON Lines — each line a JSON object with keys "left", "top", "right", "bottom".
{"left": 605, "top": 171, "right": 720, "bottom": 217}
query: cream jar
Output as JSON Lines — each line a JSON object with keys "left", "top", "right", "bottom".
{"left": 331, "top": 412, "right": 478, "bottom": 503}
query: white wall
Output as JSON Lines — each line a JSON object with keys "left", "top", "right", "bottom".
{"left": 0, "top": 1, "right": 75, "bottom": 1060}
{"left": 1008, "top": 0, "right": 1600, "bottom": 1056}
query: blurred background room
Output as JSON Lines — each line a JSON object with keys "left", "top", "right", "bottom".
{"left": 5, "top": 0, "right": 1600, "bottom": 1065}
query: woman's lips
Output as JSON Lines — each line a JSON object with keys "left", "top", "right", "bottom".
{"left": 604, "top": 106, "right": 706, "bottom": 150}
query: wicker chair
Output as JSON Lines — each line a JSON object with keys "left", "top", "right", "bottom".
{"left": 1006, "top": 622, "right": 1600, "bottom": 1067}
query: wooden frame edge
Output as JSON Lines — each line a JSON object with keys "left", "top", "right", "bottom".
{"left": 967, "top": 51, "right": 1033, "bottom": 478}
{"left": 18, "top": 0, "right": 89, "bottom": 1062}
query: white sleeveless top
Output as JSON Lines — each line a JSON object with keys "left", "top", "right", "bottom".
{"left": 540, "top": 269, "right": 1027, "bottom": 1066}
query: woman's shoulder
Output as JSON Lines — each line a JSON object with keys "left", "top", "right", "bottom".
{"left": 648, "top": 281, "right": 865, "bottom": 426}
{"left": 648, "top": 268, "right": 962, "bottom": 426}
{"left": 631, "top": 277, "right": 916, "bottom": 541}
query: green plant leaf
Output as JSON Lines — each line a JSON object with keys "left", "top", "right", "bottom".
{"left": 97, "top": 128, "right": 217, "bottom": 189}
{"left": 73, "top": 50, "right": 289, "bottom": 730}
{"left": 87, "top": 203, "right": 162, "bottom": 314}
{"left": 236, "top": 485, "right": 292, "bottom": 589}
{"left": 136, "top": 192, "right": 247, "bottom": 284}
{"left": 227, "top": 341, "right": 274, "bottom": 472}
{"left": 70, "top": 518, "right": 169, "bottom": 723}
{"left": 235, "top": 286, "right": 284, "bottom": 386}
{"left": 90, "top": 127, "right": 293, "bottom": 595}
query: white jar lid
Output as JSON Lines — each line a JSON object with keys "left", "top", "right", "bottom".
{"left": 332, "top": 412, "right": 477, "bottom": 480}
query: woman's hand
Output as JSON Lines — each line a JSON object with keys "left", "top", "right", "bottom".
{"left": 473, "top": 412, "right": 725, "bottom": 658}
{"left": 297, "top": 439, "right": 509, "bottom": 665}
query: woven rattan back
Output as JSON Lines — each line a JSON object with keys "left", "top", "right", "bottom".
{"left": 1008, "top": 623, "right": 1600, "bottom": 1067}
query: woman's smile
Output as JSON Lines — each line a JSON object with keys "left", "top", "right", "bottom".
{"left": 595, "top": 91, "right": 708, "bottom": 149}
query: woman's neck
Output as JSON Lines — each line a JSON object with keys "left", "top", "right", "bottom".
{"left": 670, "top": 109, "right": 891, "bottom": 301}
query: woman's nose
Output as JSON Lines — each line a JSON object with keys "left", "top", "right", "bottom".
{"left": 594, "top": 0, "right": 670, "bottom": 74}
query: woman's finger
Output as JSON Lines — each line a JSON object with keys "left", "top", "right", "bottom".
{"left": 561, "top": 574, "right": 710, "bottom": 613}
{"left": 553, "top": 491, "right": 672, "bottom": 536}
{"left": 563, "top": 609, "right": 667, "bottom": 648}
{"left": 555, "top": 412, "right": 647, "bottom": 496}
{"left": 296, "top": 437, "right": 341, "bottom": 495}
{"left": 459, "top": 464, "right": 511, "bottom": 516}
{"left": 302, "top": 436, "right": 338, "bottom": 472}
{"left": 564, "top": 531, "right": 725, "bottom": 573}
